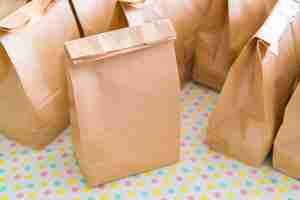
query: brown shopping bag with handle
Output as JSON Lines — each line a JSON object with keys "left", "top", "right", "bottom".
{"left": 0, "top": 0, "right": 80, "bottom": 148}
{"left": 193, "top": 0, "right": 277, "bottom": 91}
{"left": 65, "top": 19, "right": 180, "bottom": 186}
{"left": 0, "top": 0, "right": 28, "bottom": 19}
{"left": 118, "top": 0, "right": 226, "bottom": 87}
{"left": 207, "top": 0, "right": 300, "bottom": 166}
{"left": 273, "top": 78, "right": 300, "bottom": 178}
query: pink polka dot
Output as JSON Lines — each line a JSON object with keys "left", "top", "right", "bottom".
{"left": 292, "top": 184, "right": 300, "bottom": 191}
{"left": 266, "top": 187, "right": 274, "bottom": 193}
{"left": 72, "top": 186, "right": 79, "bottom": 192}
{"left": 16, "top": 193, "right": 24, "bottom": 199}
{"left": 125, "top": 181, "right": 132, "bottom": 186}
{"left": 41, "top": 171, "right": 48, "bottom": 177}
{"left": 214, "top": 192, "right": 221, "bottom": 198}
{"left": 225, "top": 171, "right": 233, "bottom": 176}
{"left": 201, "top": 174, "right": 208, "bottom": 180}
{"left": 176, "top": 176, "right": 183, "bottom": 182}
{"left": 240, "top": 189, "right": 247, "bottom": 195}
{"left": 187, "top": 195, "right": 195, "bottom": 200}
{"left": 66, "top": 169, "right": 73, "bottom": 175}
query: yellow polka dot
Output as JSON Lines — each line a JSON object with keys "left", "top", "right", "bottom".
{"left": 226, "top": 191, "right": 235, "bottom": 199}
{"left": 25, "top": 175, "right": 33, "bottom": 180}
{"left": 199, "top": 194, "right": 209, "bottom": 200}
{"left": 180, "top": 186, "right": 188, "bottom": 193}
{"left": 0, "top": 195, "right": 9, "bottom": 200}
{"left": 278, "top": 186, "right": 288, "bottom": 193}
{"left": 48, "top": 155, "right": 54, "bottom": 161}
{"left": 83, "top": 187, "right": 91, "bottom": 192}
{"left": 0, "top": 160, "right": 5, "bottom": 166}
{"left": 238, "top": 171, "right": 246, "bottom": 177}
{"left": 56, "top": 188, "right": 65, "bottom": 195}
{"left": 207, "top": 183, "right": 216, "bottom": 191}
{"left": 152, "top": 188, "right": 161, "bottom": 196}
{"left": 27, "top": 192, "right": 36, "bottom": 199}
{"left": 41, "top": 181, "right": 48, "bottom": 187}
{"left": 14, "top": 184, "right": 23, "bottom": 191}
{"left": 99, "top": 194, "right": 109, "bottom": 200}
{"left": 52, "top": 171, "right": 60, "bottom": 177}
{"left": 254, "top": 190, "right": 262, "bottom": 196}
{"left": 110, "top": 182, "right": 118, "bottom": 189}
{"left": 0, "top": 177, "right": 5, "bottom": 182}
{"left": 67, "top": 178, "right": 78, "bottom": 185}
{"left": 127, "top": 191, "right": 136, "bottom": 198}
{"left": 73, "top": 197, "right": 81, "bottom": 200}
{"left": 136, "top": 180, "right": 145, "bottom": 187}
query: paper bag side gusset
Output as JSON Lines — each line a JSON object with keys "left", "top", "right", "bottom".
{"left": 65, "top": 20, "right": 180, "bottom": 186}
{"left": 273, "top": 22, "right": 300, "bottom": 177}
{"left": 207, "top": 2, "right": 300, "bottom": 166}
{"left": 273, "top": 81, "right": 300, "bottom": 178}
{"left": 193, "top": 0, "right": 277, "bottom": 91}
{"left": 0, "top": 0, "right": 80, "bottom": 148}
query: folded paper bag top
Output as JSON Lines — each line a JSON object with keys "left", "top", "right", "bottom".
{"left": 193, "top": 0, "right": 277, "bottom": 91}
{"left": 0, "top": 0, "right": 80, "bottom": 148}
{"left": 0, "top": 0, "right": 28, "bottom": 19}
{"left": 207, "top": 0, "right": 300, "bottom": 167}
{"left": 118, "top": 0, "right": 225, "bottom": 86}
{"left": 65, "top": 19, "right": 180, "bottom": 186}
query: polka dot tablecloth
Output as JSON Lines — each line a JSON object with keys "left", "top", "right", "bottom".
{"left": 0, "top": 83, "right": 299, "bottom": 200}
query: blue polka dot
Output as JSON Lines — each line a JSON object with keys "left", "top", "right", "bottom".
{"left": 25, "top": 165, "right": 31, "bottom": 171}
{"left": 245, "top": 180, "right": 253, "bottom": 187}
{"left": 208, "top": 165, "right": 215, "bottom": 172}
{"left": 114, "top": 193, "right": 121, "bottom": 200}
{"left": 50, "top": 163, "right": 56, "bottom": 169}
{"left": 194, "top": 185, "right": 201, "bottom": 192}
{"left": 0, "top": 186, "right": 6, "bottom": 192}
{"left": 141, "top": 191, "right": 149, "bottom": 198}
{"left": 168, "top": 188, "right": 175, "bottom": 194}
{"left": 53, "top": 180, "right": 61, "bottom": 187}
{"left": 26, "top": 183, "right": 34, "bottom": 189}
{"left": 0, "top": 169, "right": 5, "bottom": 175}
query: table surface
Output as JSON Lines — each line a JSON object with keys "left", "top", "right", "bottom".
{"left": 0, "top": 83, "right": 299, "bottom": 200}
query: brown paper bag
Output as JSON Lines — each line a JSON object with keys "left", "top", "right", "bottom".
{"left": 0, "top": 0, "right": 80, "bottom": 148}
{"left": 71, "top": 0, "right": 117, "bottom": 36}
{"left": 273, "top": 79, "right": 300, "bottom": 178}
{"left": 193, "top": 0, "right": 277, "bottom": 91}
{"left": 0, "top": 0, "right": 28, "bottom": 19}
{"left": 118, "top": 0, "right": 226, "bottom": 86}
{"left": 207, "top": 0, "right": 300, "bottom": 166}
{"left": 65, "top": 19, "right": 180, "bottom": 186}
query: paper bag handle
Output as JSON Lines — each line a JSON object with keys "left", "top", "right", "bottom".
{"left": 0, "top": 0, "right": 54, "bottom": 32}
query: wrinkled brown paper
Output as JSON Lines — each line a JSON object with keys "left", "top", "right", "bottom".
{"left": 118, "top": 0, "right": 226, "bottom": 86}
{"left": 65, "top": 19, "right": 180, "bottom": 186}
{"left": 0, "top": 0, "right": 80, "bottom": 148}
{"left": 207, "top": 1, "right": 300, "bottom": 166}
{"left": 71, "top": 0, "right": 117, "bottom": 36}
{"left": 273, "top": 80, "right": 300, "bottom": 178}
{"left": 193, "top": 0, "right": 277, "bottom": 91}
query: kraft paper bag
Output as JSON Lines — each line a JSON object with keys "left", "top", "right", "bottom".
{"left": 71, "top": 0, "right": 117, "bottom": 36}
{"left": 118, "top": 0, "right": 226, "bottom": 86}
{"left": 0, "top": 0, "right": 80, "bottom": 148}
{"left": 273, "top": 79, "right": 300, "bottom": 178}
{"left": 207, "top": 0, "right": 300, "bottom": 166}
{"left": 193, "top": 0, "right": 277, "bottom": 91}
{"left": 0, "top": 0, "right": 28, "bottom": 19}
{"left": 65, "top": 19, "right": 180, "bottom": 186}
